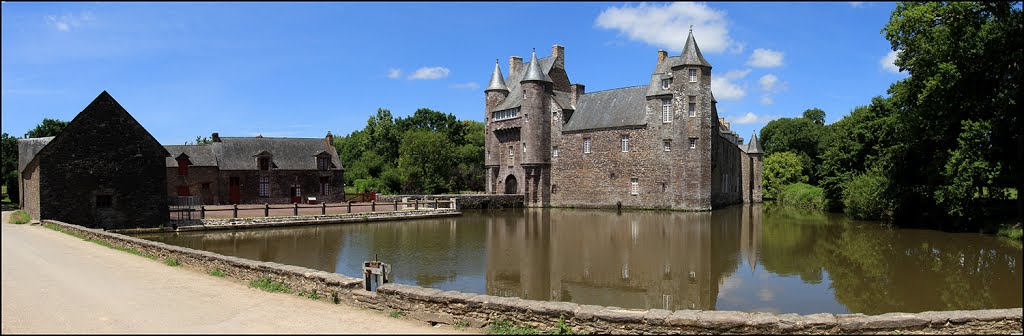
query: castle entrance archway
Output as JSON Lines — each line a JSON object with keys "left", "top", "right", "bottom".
{"left": 504, "top": 175, "right": 518, "bottom": 194}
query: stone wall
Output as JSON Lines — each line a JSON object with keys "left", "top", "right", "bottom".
{"left": 112, "top": 209, "right": 461, "bottom": 234}
{"left": 166, "top": 166, "right": 221, "bottom": 205}
{"left": 376, "top": 194, "right": 524, "bottom": 209}
{"left": 44, "top": 219, "right": 1022, "bottom": 335}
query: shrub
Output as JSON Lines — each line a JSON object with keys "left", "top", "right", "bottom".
{"left": 208, "top": 268, "right": 225, "bottom": 277}
{"left": 762, "top": 152, "right": 808, "bottom": 199}
{"left": 9, "top": 210, "right": 31, "bottom": 224}
{"left": 164, "top": 257, "right": 180, "bottom": 267}
{"left": 776, "top": 183, "right": 826, "bottom": 211}
{"left": 4, "top": 173, "right": 19, "bottom": 206}
{"left": 842, "top": 172, "right": 892, "bottom": 220}
{"left": 249, "top": 276, "right": 292, "bottom": 293}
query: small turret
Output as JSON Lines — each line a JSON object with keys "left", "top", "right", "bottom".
{"left": 747, "top": 132, "right": 763, "bottom": 154}
{"left": 680, "top": 26, "right": 712, "bottom": 68}
{"left": 485, "top": 59, "right": 509, "bottom": 92}
{"left": 522, "top": 48, "right": 552, "bottom": 83}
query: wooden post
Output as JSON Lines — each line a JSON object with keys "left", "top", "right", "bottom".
{"left": 415, "top": 199, "right": 419, "bottom": 210}
{"left": 233, "top": 204, "right": 238, "bottom": 218}
{"left": 294, "top": 203, "right": 299, "bottom": 216}
{"left": 265, "top": 203, "right": 269, "bottom": 217}
{"left": 200, "top": 205, "right": 206, "bottom": 219}
{"left": 395, "top": 200, "right": 399, "bottom": 211}
{"left": 434, "top": 198, "right": 439, "bottom": 209}
{"left": 322, "top": 202, "right": 327, "bottom": 215}
{"left": 347, "top": 201, "right": 352, "bottom": 213}
{"left": 371, "top": 201, "right": 376, "bottom": 212}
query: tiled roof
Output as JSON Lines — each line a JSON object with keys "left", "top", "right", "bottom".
{"left": 563, "top": 86, "right": 649, "bottom": 132}
{"left": 17, "top": 137, "right": 53, "bottom": 172}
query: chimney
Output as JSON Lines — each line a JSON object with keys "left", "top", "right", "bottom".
{"left": 509, "top": 56, "right": 523, "bottom": 75}
{"left": 718, "top": 118, "right": 725, "bottom": 127}
{"left": 658, "top": 49, "right": 667, "bottom": 64}
{"left": 325, "top": 131, "right": 334, "bottom": 146}
{"left": 552, "top": 44, "right": 565, "bottom": 69}
{"left": 570, "top": 83, "right": 585, "bottom": 108}
{"left": 211, "top": 132, "right": 221, "bottom": 142}
{"left": 725, "top": 121, "right": 730, "bottom": 129}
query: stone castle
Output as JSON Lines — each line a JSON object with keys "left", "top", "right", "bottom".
{"left": 483, "top": 30, "right": 763, "bottom": 210}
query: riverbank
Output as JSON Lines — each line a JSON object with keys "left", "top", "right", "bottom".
{"left": 111, "top": 208, "right": 461, "bottom": 234}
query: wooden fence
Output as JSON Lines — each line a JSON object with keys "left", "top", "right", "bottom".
{"left": 169, "top": 198, "right": 455, "bottom": 220}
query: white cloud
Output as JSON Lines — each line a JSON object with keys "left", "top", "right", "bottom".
{"left": 849, "top": 2, "right": 864, "bottom": 8}
{"left": 758, "top": 74, "right": 778, "bottom": 91}
{"left": 595, "top": 2, "right": 738, "bottom": 53}
{"left": 881, "top": 50, "right": 905, "bottom": 74}
{"left": 747, "top": 48, "right": 784, "bottom": 68}
{"left": 760, "top": 95, "right": 774, "bottom": 105}
{"left": 449, "top": 82, "right": 479, "bottom": 90}
{"left": 711, "top": 69, "right": 750, "bottom": 100}
{"left": 387, "top": 68, "right": 402, "bottom": 79}
{"left": 408, "top": 66, "right": 450, "bottom": 80}
{"left": 731, "top": 112, "right": 779, "bottom": 125}
{"left": 44, "top": 11, "right": 95, "bottom": 32}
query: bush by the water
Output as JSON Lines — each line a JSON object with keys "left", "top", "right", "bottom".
{"left": 842, "top": 172, "right": 892, "bottom": 220}
{"left": 776, "top": 183, "right": 826, "bottom": 211}
{"left": 9, "top": 210, "right": 30, "bottom": 224}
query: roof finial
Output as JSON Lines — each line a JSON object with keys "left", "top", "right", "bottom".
{"left": 689, "top": 25, "right": 693, "bottom": 33}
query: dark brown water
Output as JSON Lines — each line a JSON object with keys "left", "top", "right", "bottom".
{"left": 134, "top": 204, "right": 1022, "bottom": 314}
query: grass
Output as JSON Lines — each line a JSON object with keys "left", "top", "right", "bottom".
{"left": 297, "top": 289, "right": 320, "bottom": 300}
{"left": 208, "top": 268, "right": 226, "bottom": 277}
{"left": 42, "top": 222, "right": 157, "bottom": 260}
{"left": 164, "top": 257, "right": 180, "bottom": 267}
{"left": 997, "top": 224, "right": 1022, "bottom": 241}
{"left": 487, "top": 316, "right": 583, "bottom": 335}
{"left": 388, "top": 310, "right": 405, "bottom": 318}
{"left": 9, "top": 210, "right": 31, "bottom": 224}
{"left": 249, "top": 276, "right": 292, "bottom": 293}
{"left": 454, "top": 321, "right": 470, "bottom": 329}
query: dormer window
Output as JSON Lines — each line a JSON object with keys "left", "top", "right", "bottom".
{"left": 176, "top": 154, "right": 191, "bottom": 176}
{"left": 317, "top": 157, "right": 330, "bottom": 170}
{"left": 661, "top": 78, "right": 672, "bottom": 89}
{"left": 493, "top": 107, "right": 520, "bottom": 121}
{"left": 259, "top": 157, "right": 270, "bottom": 171}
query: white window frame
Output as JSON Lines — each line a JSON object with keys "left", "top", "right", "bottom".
{"left": 662, "top": 99, "right": 672, "bottom": 123}
{"left": 583, "top": 138, "right": 591, "bottom": 154}
{"left": 661, "top": 78, "right": 671, "bottom": 89}
{"left": 621, "top": 135, "right": 630, "bottom": 152}
{"left": 258, "top": 176, "right": 270, "bottom": 197}
{"left": 689, "top": 137, "right": 697, "bottom": 149}
{"left": 663, "top": 140, "right": 671, "bottom": 152}
{"left": 689, "top": 69, "right": 697, "bottom": 82}
{"left": 630, "top": 178, "right": 639, "bottom": 195}
{"left": 552, "top": 146, "right": 559, "bottom": 157}
{"left": 688, "top": 96, "right": 697, "bottom": 117}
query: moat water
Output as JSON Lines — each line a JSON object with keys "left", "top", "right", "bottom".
{"left": 134, "top": 204, "right": 1022, "bottom": 315}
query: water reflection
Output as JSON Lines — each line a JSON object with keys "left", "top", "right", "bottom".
{"left": 134, "top": 204, "right": 1021, "bottom": 314}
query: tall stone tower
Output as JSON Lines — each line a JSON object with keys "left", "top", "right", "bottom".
{"left": 669, "top": 28, "right": 715, "bottom": 210}
{"left": 519, "top": 49, "right": 553, "bottom": 206}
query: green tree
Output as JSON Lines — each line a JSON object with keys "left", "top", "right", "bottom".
{"left": 802, "top": 108, "right": 826, "bottom": 126}
{"left": 2, "top": 132, "right": 18, "bottom": 185}
{"left": 883, "top": 1, "right": 1022, "bottom": 226}
{"left": 817, "top": 97, "right": 899, "bottom": 211}
{"left": 762, "top": 151, "right": 808, "bottom": 199}
{"left": 397, "top": 130, "right": 456, "bottom": 194}
{"left": 759, "top": 112, "right": 824, "bottom": 183}
{"left": 23, "top": 118, "right": 69, "bottom": 138}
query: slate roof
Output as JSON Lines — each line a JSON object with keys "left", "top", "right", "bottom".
{"left": 746, "top": 133, "right": 763, "bottom": 154}
{"left": 680, "top": 30, "right": 712, "bottom": 68}
{"left": 164, "top": 145, "right": 218, "bottom": 167}
{"left": 210, "top": 137, "right": 342, "bottom": 171}
{"left": 485, "top": 60, "right": 509, "bottom": 92}
{"left": 490, "top": 56, "right": 555, "bottom": 112}
{"left": 563, "top": 86, "right": 649, "bottom": 132}
{"left": 522, "top": 49, "right": 553, "bottom": 83}
{"left": 17, "top": 137, "right": 54, "bottom": 172}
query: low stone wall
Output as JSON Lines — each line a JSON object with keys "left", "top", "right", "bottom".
{"left": 43, "top": 219, "right": 1023, "bottom": 334}
{"left": 377, "top": 194, "right": 524, "bottom": 209}
{"left": 112, "top": 209, "right": 461, "bottom": 234}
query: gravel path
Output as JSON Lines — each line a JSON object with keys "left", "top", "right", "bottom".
{"left": 0, "top": 211, "right": 476, "bottom": 334}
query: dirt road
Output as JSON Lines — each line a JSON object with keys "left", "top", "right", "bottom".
{"left": 0, "top": 211, "right": 476, "bottom": 334}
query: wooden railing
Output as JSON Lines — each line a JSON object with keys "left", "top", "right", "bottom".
{"left": 169, "top": 198, "right": 456, "bottom": 220}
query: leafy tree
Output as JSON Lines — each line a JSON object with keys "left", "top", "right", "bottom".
{"left": 802, "top": 108, "right": 826, "bottom": 126}
{"left": 842, "top": 171, "right": 893, "bottom": 221}
{"left": 2, "top": 132, "right": 18, "bottom": 188}
{"left": 817, "top": 97, "right": 899, "bottom": 211}
{"left": 397, "top": 130, "right": 456, "bottom": 194}
{"left": 759, "top": 112, "right": 824, "bottom": 183}
{"left": 23, "top": 118, "right": 69, "bottom": 138}
{"left": 883, "top": 1, "right": 1022, "bottom": 226}
{"left": 762, "top": 151, "right": 808, "bottom": 199}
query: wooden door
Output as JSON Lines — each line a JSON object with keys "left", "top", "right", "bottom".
{"left": 229, "top": 177, "right": 241, "bottom": 204}
{"left": 290, "top": 185, "right": 302, "bottom": 204}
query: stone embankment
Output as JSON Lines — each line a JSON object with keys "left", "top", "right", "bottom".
{"left": 46, "top": 219, "right": 1022, "bottom": 334}
{"left": 377, "top": 194, "right": 524, "bottom": 209}
{"left": 111, "top": 209, "right": 460, "bottom": 234}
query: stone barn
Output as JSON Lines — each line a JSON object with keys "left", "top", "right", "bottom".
{"left": 18, "top": 91, "right": 170, "bottom": 229}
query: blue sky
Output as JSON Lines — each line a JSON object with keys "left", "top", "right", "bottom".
{"left": 2, "top": 2, "right": 907, "bottom": 145}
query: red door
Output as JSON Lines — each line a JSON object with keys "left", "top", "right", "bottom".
{"left": 176, "top": 185, "right": 190, "bottom": 196}
{"left": 290, "top": 186, "right": 302, "bottom": 204}
{"left": 229, "top": 177, "right": 241, "bottom": 204}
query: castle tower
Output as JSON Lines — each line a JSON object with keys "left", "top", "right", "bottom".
{"left": 746, "top": 132, "right": 764, "bottom": 202}
{"left": 520, "top": 49, "right": 553, "bottom": 206}
{"left": 673, "top": 27, "right": 714, "bottom": 210}
{"left": 484, "top": 60, "right": 509, "bottom": 173}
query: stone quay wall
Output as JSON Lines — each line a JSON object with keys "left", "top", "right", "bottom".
{"left": 376, "top": 194, "right": 524, "bottom": 210}
{"left": 111, "top": 209, "right": 461, "bottom": 234}
{"left": 44, "top": 219, "right": 1023, "bottom": 335}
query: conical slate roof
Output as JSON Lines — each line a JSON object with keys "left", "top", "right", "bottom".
{"left": 485, "top": 59, "right": 509, "bottom": 92}
{"left": 680, "top": 28, "right": 712, "bottom": 68}
{"left": 747, "top": 132, "right": 763, "bottom": 154}
{"left": 522, "top": 48, "right": 552, "bottom": 83}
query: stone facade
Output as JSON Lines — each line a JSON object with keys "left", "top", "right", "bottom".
{"left": 165, "top": 133, "right": 344, "bottom": 205}
{"left": 484, "top": 31, "right": 763, "bottom": 211}
{"left": 17, "top": 91, "right": 170, "bottom": 229}
{"left": 44, "top": 219, "right": 1024, "bottom": 335}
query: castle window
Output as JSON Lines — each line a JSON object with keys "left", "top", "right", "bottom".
{"left": 202, "top": 182, "right": 211, "bottom": 190}
{"left": 583, "top": 137, "right": 591, "bottom": 154}
{"left": 317, "top": 157, "right": 330, "bottom": 170}
{"left": 552, "top": 184, "right": 558, "bottom": 194}
{"left": 689, "top": 69, "right": 697, "bottom": 82}
{"left": 630, "top": 178, "right": 639, "bottom": 195}
{"left": 96, "top": 195, "right": 112, "bottom": 208}
{"left": 664, "top": 140, "right": 672, "bottom": 152}
{"left": 522, "top": 143, "right": 527, "bottom": 153}
{"left": 689, "top": 137, "right": 698, "bottom": 149}
{"left": 320, "top": 176, "right": 330, "bottom": 196}
{"left": 177, "top": 157, "right": 190, "bottom": 176}
{"left": 493, "top": 107, "right": 520, "bottom": 121}
{"left": 661, "top": 78, "right": 672, "bottom": 89}
{"left": 552, "top": 146, "right": 559, "bottom": 157}
{"left": 258, "top": 176, "right": 270, "bottom": 197}
{"left": 662, "top": 182, "right": 667, "bottom": 192}
{"left": 621, "top": 135, "right": 630, "bottom": 152}
{"left": 259, "top": 157, "right": 271, "bottom": 171}
{"left": 662, "top": 99, "right": 672, "bottom": 123}
{"left": 508, "top": 145, "right": 514, "bottom": 167}
{"left": 688, "top": 96, "right": 697, "bottom": 117}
